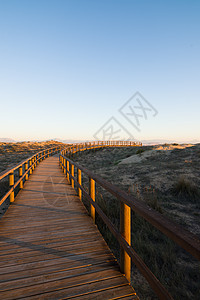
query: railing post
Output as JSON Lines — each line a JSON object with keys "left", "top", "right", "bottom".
{"left": 25, "top": 161, "right": 28, "bottom": 180}
{"left": 71, "top": 164, "right": 74, "bottom": 188}
{"left": 9, "top": 172, "right": 14, "bottom": 202}
{"left": 29, "top": 159, "right": 32, "bottom": 175}
{"left": 89, "top": 178, "right": 95, "bottom": 222}
{"left": 32, "top": 157, "right": 35, "bottom": 172}
{"left": 78, "top": 169, "right": 82, "bottom": 200}
{"left": 19, "top": 166, "right": 23, "bottom": 189}
{"left": 120, "top": 201, "right": 131, "bottom": 282}
{"left": 63, "top": 158, "right": 66, "bottom": 175}
{"left": 61, "top": 156, "right": 63, "bottom": 168}
{"left": 67, "top": 161, "right": 70, "bottom": 182}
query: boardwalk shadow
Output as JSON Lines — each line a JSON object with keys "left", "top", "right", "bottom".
{"left": 0, "top": 236, "right": 113, "bottom": 267}
{"left": 12, "top": 203, "right": 86, "bottom": 216}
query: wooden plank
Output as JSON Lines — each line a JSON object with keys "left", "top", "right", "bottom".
{"left": 0, "top": 275, "right": 128, "bottom": 299}
{"left": 71, "top": 286, "right": 138, "bottom": 300}
{"left": 0, "top": 260, "right": 118, "bottom": 284}
{"left": 0, "top": 233, "right": 101, "bottom": 254}
{"left": 0, "top": 262, "right": 120, "bottom": 292}
{"left": 0, "top": 240, "right": 110, "bottom": 264}
{"left": 0, "top": 246, "right": 113, "bottom": 269}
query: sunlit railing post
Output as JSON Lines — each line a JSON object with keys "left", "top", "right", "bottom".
{"left": 31, "top": 157, "right": 35, "bottom": 172}
{"left": 89, "top": 178, "right": 95, "bottom": 222}
{"left": 63, "top": 158, "right": 66, "bottom": 175}
{"left": 120, "top": 201, "right": 131, "bottom": 282}
{"left": 25, "top": 161, "right": 28, "bottom": 180}
{"left": 29, "top": 159, "right": 32, "bottom": 175}
{"left": 19, "top": 166, "right": 23, "bottom": 189}
{"left": 61, "top": 156, "right": 63, "bottom": 170}
{"left": 33, "top": 156, "right": 35, "bottom": 168}
{"left": 71, "top": 164, "right": 74, "bottom": 188}
{"left": 9, "top": 172, "right": 14, "bottom": 202}
{"left": 67, "top": 161, "right": 70, "bottom": 182}
{"left": 78, "top": 169, "right": 82, "bottom": 200}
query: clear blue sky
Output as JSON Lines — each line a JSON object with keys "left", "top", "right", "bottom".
{"left": 0, "top": 0, "right": 199, "bottom": 142}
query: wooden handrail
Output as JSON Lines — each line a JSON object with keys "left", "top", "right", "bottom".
{"left": 59, "top": 141, "right": 200, "bottom": 300}
{"left": 61, "top": 140, "right": 142, "bottom": 158}
{"left": 0, "top": 145, "right": 65, "bottom": 181}
{"left": 0, "top": 145, "right": 64, "bottom": 206}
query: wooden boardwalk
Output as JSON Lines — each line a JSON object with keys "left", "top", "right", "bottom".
{"left": 0, "top": 156, "right": 137, "bottom": 299}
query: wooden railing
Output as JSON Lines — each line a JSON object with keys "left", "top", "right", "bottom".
{"left": 0, "top": 146, "right": 64, "bottom": 206}
{"left": 63, "top": 140, "right": 142, "bottom": 157}
{"left": 59, "top": 141, "right": 200, "bottom": 300}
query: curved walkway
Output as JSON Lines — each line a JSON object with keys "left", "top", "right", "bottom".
{"left": 0, "top": 156, "right": 137, "bottom": 299}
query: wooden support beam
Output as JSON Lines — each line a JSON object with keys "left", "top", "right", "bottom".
{"left": 67, "top": 161, "right": 70, "bottom": 182}
{"left": 32, "top": 158, "right": 35, "bottom": 171}
{"left": 63, "top": 158, "right": 66, "bottom": 175}
{"left": 90, "top": 178, "right": 95, "bottom": 222}
{"left": 120, "top": 201, "right": 131, "bottom": 282}
{"left": 29, "top": 159, "right": 32, "bottom": 175}
{"left": 25, "top": 162, "right": 28, "bottom": 180}
{"left": 19, "top": 166, "right": 23, "bottom": 189}
{"left": 9, "top": 172, "right": 14, "bottom": 202}
{"left": 71, "top": 164, "right": 74, "bottom": 188}
{"left": 78, "top": 169, "right": 82, "bottom": 200}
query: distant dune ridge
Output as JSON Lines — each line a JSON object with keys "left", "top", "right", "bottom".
{"left": 0, "top": 138, "right": 16, "bottom": 143}
{"left": 0, "top": 137, "right": 199, "bottom": 144}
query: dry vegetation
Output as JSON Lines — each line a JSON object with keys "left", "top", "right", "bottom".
{"left": 72, "top": 143, "right": 200, "bottom": 300}
{"left": 0, "top": 140, "right": 65, "bottom": 173}
{"left": 0, "top": 141, "right": 199, "bottom": 299}
{"left": 0, "top": 140, "right": 66, "bottom": 217}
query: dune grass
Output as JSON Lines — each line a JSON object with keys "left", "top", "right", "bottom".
{"left": 73, "top": 145, "right": 200, "bottom": 299}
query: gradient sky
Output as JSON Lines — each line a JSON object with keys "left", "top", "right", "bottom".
{"left": 0, "top": 0, "right": 199, "bottom": 142}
